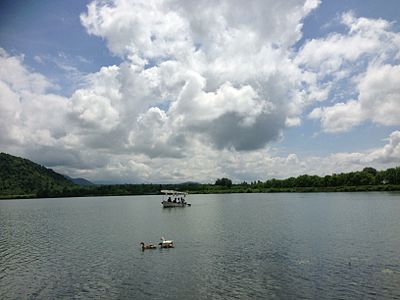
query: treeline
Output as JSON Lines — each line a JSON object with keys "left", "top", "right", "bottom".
{"left": 248, "top": 167, "right": 400, "bottom": 190}
{"left": 205, "top": 167, "right": 400, "bottom": 193}
{"left": 42, "top": 166, "right": 400, "bottom": 198}
{"left": 1, "top": 151, "right": 400, "bottom": 199}
{"left": 36, "top": 183, "right": 163, "bottom": 198}
{"left": 36, "top": 182, "right": 204, "bottom": 198}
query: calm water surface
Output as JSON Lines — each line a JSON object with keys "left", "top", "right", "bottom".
{"left": 1, "top": 193, "right": 400, "bottom": 299}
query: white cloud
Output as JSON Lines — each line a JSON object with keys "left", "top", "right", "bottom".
{"left": 81, "top": 0, "right": 193, "bottom": 62}
{"left": 2, "top": 2, "right": 400, "bottom": 183}
{"left": 34, "top": 55, "right": 44, "bottom": 64}
{"left": 0, "top": 49, "right": 68, "bottom": 147}
{"left": 364, "top": 131, "right": 400, "bottom": 164}
{"left": 0, "top": 49, "right": 53, "bottom": 94}
{"left": 65, "top": 130, "right": 400, "bottom": 183}
{"left": 69, "top": 89, "right": 120, "bottom": 131}
{"left": 1, "top": 45, "right": 398, "bottom": 182}
{"left": 357, "top": 64, "right": 400, "bottom": 126}
{"left": 309, "top": 63, "right": 400, "bottom": 132}
{"left": 323, "top": 131, "right": 400, "bottom": 172}
{"left": 308, "top": 101, "right": 363, "bottom": 133}
{"left": 300, "top": 12, "right": 400, "bottom": 132}
{"left": 296, "top": 12, "right": 397, "bottom": 76}
{"left": 78, "top": 0, "right": 321, "bottom": 153}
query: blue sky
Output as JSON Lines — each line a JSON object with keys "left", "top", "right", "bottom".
{"left": 0, "top": 0, "right": 121, "bottom": 96}
{"left": 0, "top": 0, "right": 399, "bottom": 183}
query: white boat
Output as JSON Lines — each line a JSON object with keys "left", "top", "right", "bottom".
{"left": 161, "top": 189, "right": 191, "bottom": 208}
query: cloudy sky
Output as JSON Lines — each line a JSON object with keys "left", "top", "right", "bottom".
{"left": 1, "top": 0, "right": 400, "bottom": 183}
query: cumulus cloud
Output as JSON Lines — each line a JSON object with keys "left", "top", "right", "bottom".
{"left": 309, "top": 63, "right": 400, "bottom": 132}
{"left": 69, "top": 89, "right": 120, "bottom": 131}
{"left": 78, "top": 0, "right": 321, "bottom": 153}
{"left": 2, "top": 1, "right": 400, "bottom": 183}
{"left": 302, "top": 12, "right": 400, "bottom": 132}
{"left": 0, "top": 49, "right": 103, "bottom": 171}
{"left": 249, "top": 129, "right": 400, "bottom": 180}
{"left": 308, "top": 101, "right": 363, "bottom": 133}
{"left": 71, "top": 130, "right": 400, "bottom": 183}
{"left": 356, "top": 64, "right": 400, "bottom": 126}
{"left": 321, "top": 131, "right": 400, "bottom": 173}
{"left": 1, "top": 44, "right": 398, "bottom": 182}
{"left": 0, "top": 49, "right": 68, "bottom": 148}
{"left": 296, "top": 12, "right": 398, "bottom": 76}
{"left": 361, "top": 131, "right": 400, "bottom": 164}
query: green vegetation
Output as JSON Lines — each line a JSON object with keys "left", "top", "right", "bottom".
{"left": 1, "top": 152, "right": 399, "bottom": 199}
{"left": 208, "top": 166, "right": 400, "bottom": 194}
{"left": 215, "top": 177, "right": 232, "bottom": 188}
{"left": 0, "top": 152, "right": 75, "bottom": 198}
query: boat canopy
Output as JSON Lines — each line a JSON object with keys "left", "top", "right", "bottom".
{"left": 161, "top": 189, "right": 187, "bottom": 195}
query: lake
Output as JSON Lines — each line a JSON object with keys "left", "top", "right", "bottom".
{"left": 1, "top": 192, "right": 400, "bottom": 299}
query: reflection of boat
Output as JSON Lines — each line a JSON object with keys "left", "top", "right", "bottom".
{"left": 161, "top": 190, "right": 191, "bottom": 208}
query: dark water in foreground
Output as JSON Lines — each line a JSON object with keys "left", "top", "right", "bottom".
{"left": 1, "top": 193, "right": 400, "bottom": 299}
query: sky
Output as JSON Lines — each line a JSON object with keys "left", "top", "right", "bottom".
{"left": 0, "top": 0, "right": 399, "bottom": 184}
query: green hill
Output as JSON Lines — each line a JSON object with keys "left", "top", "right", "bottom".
{"left": 0, "top": 152, "right": 76, "bottom": 198}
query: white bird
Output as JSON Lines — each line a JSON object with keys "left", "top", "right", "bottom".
{"left": 159, "top": 237, "right": 175, "bottom": 248}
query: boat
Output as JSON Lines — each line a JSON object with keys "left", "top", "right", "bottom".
{"left": 161, "top": 189, "right": 191, "bottom": 208}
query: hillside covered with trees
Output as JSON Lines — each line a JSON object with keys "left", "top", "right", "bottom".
{"left": 0, "top": 152, "right": 399, "bottom": 199}
{"left": 0, "top": 152, "right": 76, "bottom": 198}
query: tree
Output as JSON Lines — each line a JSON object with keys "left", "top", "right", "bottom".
{"left": 384, "top": 167, "right": 400, "bottom": 184}
{"left": 363, "top": 167, "right": 377, "bottom": 176}
{"left": 215, "top": 178, "right": 233, "bottom": 188}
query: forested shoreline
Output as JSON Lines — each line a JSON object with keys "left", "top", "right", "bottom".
{"left": 1, "top": 151, "right": 399, "bottom": 199}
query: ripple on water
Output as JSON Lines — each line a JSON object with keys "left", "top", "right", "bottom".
{"left": 1, "top": 194, "right": 400, "bottom": 299}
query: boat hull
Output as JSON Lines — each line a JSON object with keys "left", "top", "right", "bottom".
{"left": 161, "top": 201, "right": 188, "bottom": 208}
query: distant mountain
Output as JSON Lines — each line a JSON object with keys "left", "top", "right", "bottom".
{"left": 0, "top": 152, "right": 76, "bottom": 198}
{"left": 64, "top": 176, "right": 94, "bottom": 186}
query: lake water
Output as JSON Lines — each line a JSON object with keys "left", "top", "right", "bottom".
{"left": 1, "top": 192, "right": 400, "bottom": 299}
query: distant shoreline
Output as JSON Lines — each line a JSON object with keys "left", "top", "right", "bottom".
{"left": 1, "top": 184, "right": 399, "bottom": 200}
{"left": 2, "top": 152, "right": 399, "bottom": 200}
